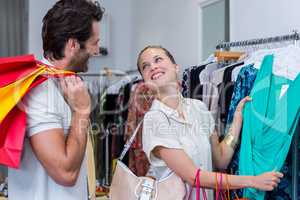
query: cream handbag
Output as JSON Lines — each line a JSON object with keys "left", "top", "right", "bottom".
{"left": 109, "top": 118, "right": 187, "bottom": 200}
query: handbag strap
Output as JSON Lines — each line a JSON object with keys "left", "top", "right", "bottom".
{"left": 119, "top": 120, "right": 143, "bottom": 161}
{"left": 119, "top": 110, "right": 171, "bottom": 161}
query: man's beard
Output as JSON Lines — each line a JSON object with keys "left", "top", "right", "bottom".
{"left": 67, "top": 50, "right": 90, "bottom": 73}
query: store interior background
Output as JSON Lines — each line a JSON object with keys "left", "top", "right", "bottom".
{"left": 2, "top": 0, "right": 300, "bottom": 73}
{"left": 1, "top": 0, "right": 300, "bottom": 179}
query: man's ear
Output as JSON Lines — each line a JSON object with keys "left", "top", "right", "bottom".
{"left": 65, "top": 38, "right": 80, "bottom": 56}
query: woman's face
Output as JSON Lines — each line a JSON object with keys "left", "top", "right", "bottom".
{"left": 138, "top": 48, "right": 179, "bottom": 89}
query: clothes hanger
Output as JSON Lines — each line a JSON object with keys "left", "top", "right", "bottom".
{"left": 103, "top": 67, "right": 113, "bottom": 78}
{"left": 214, "top": 50, "right": 245, "bottom": 62}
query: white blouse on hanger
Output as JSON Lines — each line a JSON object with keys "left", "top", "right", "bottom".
{"left": 240, "top": 45, "right": 300, "bottom": 81}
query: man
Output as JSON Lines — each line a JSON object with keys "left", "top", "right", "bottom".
{"left": 8, "top": 0, "right": 103, "bottom": 200}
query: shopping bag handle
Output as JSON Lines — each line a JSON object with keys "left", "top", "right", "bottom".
{"left": 188, "top": 169, "right": 208, "bottom": 200}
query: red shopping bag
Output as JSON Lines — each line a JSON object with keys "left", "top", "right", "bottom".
{"left": 0, "top": 54, "right": 39, "bottom": 87}
{"left": 0, "top": 54, "right": 73, "bottom": 168}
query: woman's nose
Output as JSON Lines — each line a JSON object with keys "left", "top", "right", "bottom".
{"left": 150, "top": 63, "right": 158, "bottom": 71}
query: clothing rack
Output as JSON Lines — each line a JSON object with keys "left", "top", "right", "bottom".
{"left": 216, "top": 31, "right": 300, "bottom": 50}
{"left": 79, "top": 72, "right": 125, "bottom": 77}
{"left": 78, "top": 69, "right": 138, "bottom": 77}
{"left": 216, "top": 32, "right": 300, "bottom": 200}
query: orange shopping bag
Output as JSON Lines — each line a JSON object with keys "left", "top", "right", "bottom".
{"left": 188, "top": 170, "right": 249, "bottom": 200}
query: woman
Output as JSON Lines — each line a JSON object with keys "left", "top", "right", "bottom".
{"left": 137, "top": 45, "right": 283, "bottom": 199}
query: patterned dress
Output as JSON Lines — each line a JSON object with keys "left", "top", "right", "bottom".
{"left": 125, "top": 82, "right": 155, "bottom": 176}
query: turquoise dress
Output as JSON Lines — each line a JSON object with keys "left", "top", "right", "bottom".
{"left": 239, "top": 55, "right": 300, "bottom": 200}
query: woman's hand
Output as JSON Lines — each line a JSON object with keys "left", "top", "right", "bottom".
{"left": 230, "top": 96, "right": 252, "bottom": 138}
{"left": 250, "top": 171, "right": 283, "bottom": 191}
{"left": 232, "top": 96, "right": 252, "bottom": 125}
{"left": 212, "top": 96, "right": 251, "bottom": 169}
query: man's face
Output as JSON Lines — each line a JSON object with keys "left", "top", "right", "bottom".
{"left": 69, "top": 21, "right": 100, "bottom": 72}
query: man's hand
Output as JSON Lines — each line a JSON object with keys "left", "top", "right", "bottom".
{"left": 30, "top": 76, "right": 91, "bottom": 186}
{"left": 59, "top": 76, "right": 91, "bottom": 116}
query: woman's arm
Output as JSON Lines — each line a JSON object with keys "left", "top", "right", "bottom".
{"left": 210, "top": 96, "right": 251, "bottom": 169}
{"left": 154, "top": 146, "right": 282, "bottom": 190}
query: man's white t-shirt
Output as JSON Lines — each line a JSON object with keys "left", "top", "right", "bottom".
{"left": 8, "top": 59, "right": 88, "bottom": 200}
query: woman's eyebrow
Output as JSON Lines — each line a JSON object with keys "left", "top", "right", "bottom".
{"left": 141, "top": 61, "right": 149, "bottom": 66}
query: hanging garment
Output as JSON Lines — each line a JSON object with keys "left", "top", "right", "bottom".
{"left": 103, "top": 94, "right": 119, "bottom": 185}
{"left": 111, "top": 85, "right": 126, "bottom": 160}
{"left": 218, "top": 63, "right": 243, "bottom": 136}
{"left": 106, "top": 74, "right": 140, "bottom": 95}
{"left": 226, "top": 64, "right": 257, "bottom": 125}
{"left": 121, "top": 82, "right": 132, "bottom": 122}
{"left": 125, "top": 82, "right": 154, "bottom": 176}
{"left": 90, "top": 90, "right": 107, "bottom": 182}
{"left": 112, "top": 81, "right": 133, "bottom": 167}
{"left": 190, "top": 66, "right": 206, "bottom": 100}
{"left": 244, "top": 45, "right": 300, "bottom": 81}
{"left": 209, "top": 64, "right": 231, "bottom": 133}
{"left": 181, "top": 65, "right": 206, "bottom": 99}
{"left": 232, "top": 46, "right": 300, "bottom": 82}
{"left": 87, "top": 128, "right": 97, "bottom": 200}
{"left": 111, "top": 82, "right": 132, "bottom": 171}
{"left": 226, "top": 64, "right": 300, "bottom": 200}
{"left": 224, "top": 64, "right": 258, "bottom": 199}
{"left": 181, "top": 68, "right": 190, "bottom": 98}
{"left": 205, "top": 62, "right": 243, "bottom": 136}
{"left": 239, "top": 55, "right": 300, "bottom": 200}
{"left": 199, "top": 63, "right": 219, "bottom": 110}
